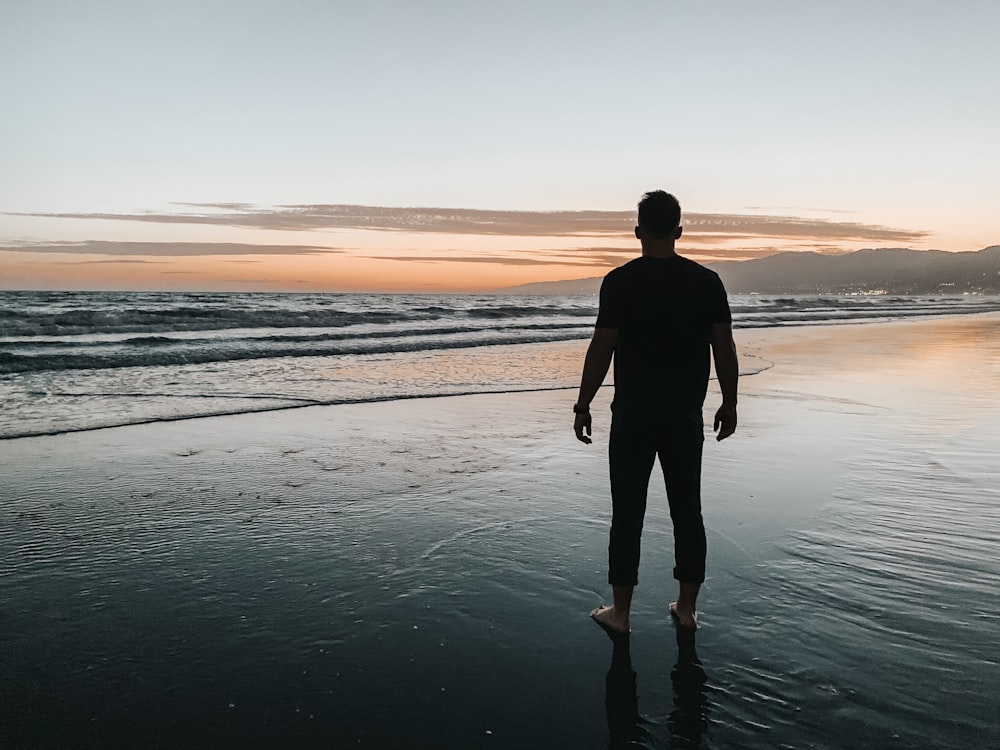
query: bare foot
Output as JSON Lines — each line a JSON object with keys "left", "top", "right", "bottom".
{"left": 590, "top": 605, "right": 630, "bottom": 635}
{"left": 669, "top": 601, "right": 698, "bottom": 630}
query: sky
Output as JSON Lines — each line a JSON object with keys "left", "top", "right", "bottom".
{"left": 2, "top": 0, "right": 998, "bottom": 292}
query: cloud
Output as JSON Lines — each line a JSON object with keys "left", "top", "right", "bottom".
{"left": 8, "top": 203, "right": 929, "bottom": 242}
{"left": 45, "top": 259, "right": 166, "bottom": 265}
{"left": 9, "top": 205, "right": 632, "bottom": 236}
{"left": 0, "top": 240, "right": 341, "bottom": 256}
{"left": 681, "top": 215, "right": 923, "bottom": 242}
{"left": 742, "top": 206, "right": 859, "bottom": 215}
{"left": 365, "top": 245, "right": 641, "bottom": 267}
{"left": 366, "top": 244, "right": 792, "bottom": 268}
{"left": 687, "top": 247, "right": 805, "bottom": 260}
{"left": 168, "top": 201, "right": 259, "bottom": 211}
{"left": 370, "top": 254, "right": 611, "bottom": 267}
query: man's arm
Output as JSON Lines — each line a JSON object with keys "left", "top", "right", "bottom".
{"left": 711, "top": 322, "right": 739, "bottom": 441}
{"left": 574, "top": 326, "right": 618, "bottom": 444}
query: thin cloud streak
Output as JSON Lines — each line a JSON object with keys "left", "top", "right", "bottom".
{"left": 368, "top": 245, "right": 794, "bottom": 267}
{"left": 545, "top": 247, "right": 784, "bottom": 262}
{"left": 742, "top": 206, "right": 859, "bottom": 215}
{"left": 680, "top": 216, "right": 924, "bottom": 242}
{"left": 369, "top": 255, "right": 611, "bottom": 267}
{"left": 0, "top": 241, "right": 342, "bottom": 256}
{"left": 8, "top": 204, "right": 929, "bottom": 243}
{"left": 45, "top": 259, "right": 166, "bottom": 265}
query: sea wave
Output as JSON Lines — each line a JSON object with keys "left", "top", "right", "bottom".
{"left": 0, "top": 292, "right": 598, "bottom": 338}
{"left": 0, "top": 328, "right": 591, "bottom": 374}
{"left": 3, "top": 292, "right": 1000, "bottom": 376}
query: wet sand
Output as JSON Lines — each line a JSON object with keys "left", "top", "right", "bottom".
{"left": 2, "top": 314, "right": 999, "bottom": 748}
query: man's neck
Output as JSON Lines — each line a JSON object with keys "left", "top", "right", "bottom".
{"left": 641, "top": 243, "right": 678, "bottom": 259}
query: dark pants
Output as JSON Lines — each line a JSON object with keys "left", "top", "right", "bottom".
{"left": 608, "top": 407, "right": 706, "bottom": 586}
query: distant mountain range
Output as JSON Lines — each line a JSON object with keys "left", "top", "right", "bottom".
{"left": 499, "top": 246, "right": 1000, "bottom": 295}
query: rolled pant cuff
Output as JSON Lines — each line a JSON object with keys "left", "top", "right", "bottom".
{"left": 608, "top": 574, "right": 639, "bottom": 587}
{"left": 672, "top": 566, "right": 705, "bottom": 584}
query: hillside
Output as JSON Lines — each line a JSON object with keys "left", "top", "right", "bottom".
{"left": 497, "top": 246, "right": 1000, "bottom": 295}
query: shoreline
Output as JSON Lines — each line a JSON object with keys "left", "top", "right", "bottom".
{"left": 4, "top": 309, "right": 1000, "bottom": 443}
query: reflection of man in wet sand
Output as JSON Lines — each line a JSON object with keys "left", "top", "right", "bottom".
{"left": 603, "top": 627, "right": 709, "bottom": 746}
{"left": 574, "top": 190, "right": 738, "bottom": 632}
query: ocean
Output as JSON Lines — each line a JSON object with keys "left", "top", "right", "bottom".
{"left": 3, "top": 290, "right": 1000, "bottom": 440}
{"left": 2, "top": 294, "right": 999, "bottom": 747}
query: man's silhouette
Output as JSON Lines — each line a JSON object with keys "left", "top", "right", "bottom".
{"left": 574, "top": 190, "right": 738, "bottom": 633}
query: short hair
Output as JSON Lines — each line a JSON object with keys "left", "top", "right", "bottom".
{"left": 637, "top": 191, "right": 681, "bottom": 238}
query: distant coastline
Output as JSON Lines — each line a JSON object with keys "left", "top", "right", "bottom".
{"left": 498, "top": 245, "right": 1000, "bottom": 296}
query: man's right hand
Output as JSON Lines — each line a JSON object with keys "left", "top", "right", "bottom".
{"left": 713, "top": 404, "right": 737, "bottom": 441}
{"left": 574, "top": 412, "right": 593, "bottom": 444}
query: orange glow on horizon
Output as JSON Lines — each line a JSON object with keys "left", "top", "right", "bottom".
{"left": 0, "top": 251, "right": 617, "bottom": 293}
{"left": 2, "top": 221, "right": 995, "bottom": 293}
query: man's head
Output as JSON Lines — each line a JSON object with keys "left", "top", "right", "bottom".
{"left": 636, "top": 190, "right": 682, "bottom": 241}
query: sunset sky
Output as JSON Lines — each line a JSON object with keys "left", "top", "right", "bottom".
{"left": 2, "top": 0, "right": 998, "bottom": 292}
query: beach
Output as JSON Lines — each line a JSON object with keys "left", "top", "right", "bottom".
{"left": 2, "top": 313, "right": 999, "bottom": 748}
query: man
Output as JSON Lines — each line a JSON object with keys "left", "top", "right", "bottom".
{"left": 574, "top": 190, "right": 738, "bottom": 633}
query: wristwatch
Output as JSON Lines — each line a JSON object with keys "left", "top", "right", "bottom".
{"left": 573, "top": 403, "right": 590, "bottom": 414}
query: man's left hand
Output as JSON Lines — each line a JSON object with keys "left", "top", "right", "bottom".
{"left": 574, "top": 412, "right": 593, "bottom": 444}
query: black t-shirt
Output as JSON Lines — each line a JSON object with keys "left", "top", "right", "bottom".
{"left": 595, "top": 255, "right": 732, "bottom": 414}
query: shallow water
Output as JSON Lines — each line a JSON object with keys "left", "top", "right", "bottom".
{"left": 2, "top": 318, "right": 999, "bottom": 748}
{"left": 5, "top": 292, "right": 999, "bottom": 439}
